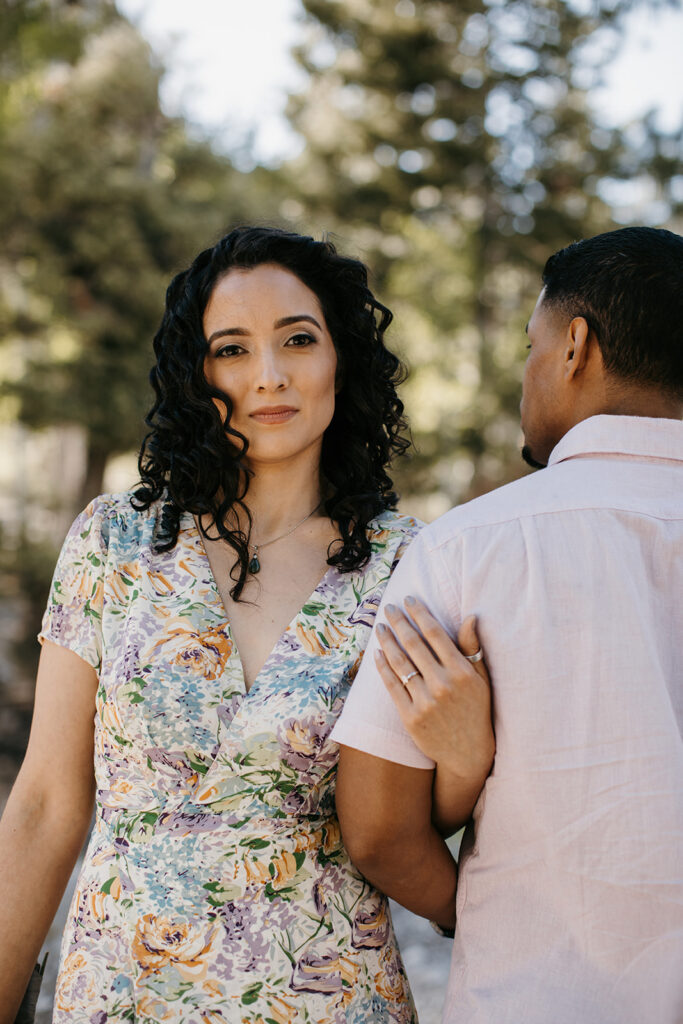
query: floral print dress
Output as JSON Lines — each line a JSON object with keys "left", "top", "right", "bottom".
{"left": 39, "top": 493, "right": 421, "bottom": 1024}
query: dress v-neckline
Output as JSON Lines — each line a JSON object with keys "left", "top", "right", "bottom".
{"left": 188, "top": 515, "right": 337, "bottom": 694}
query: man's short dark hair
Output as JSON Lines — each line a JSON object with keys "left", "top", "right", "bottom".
{"left": 541, "top": 226, "right": 683, "bottom": 397}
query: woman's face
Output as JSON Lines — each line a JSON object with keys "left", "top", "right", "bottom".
{"left": 203, "top": 263, "right": 338, "bottom": 470}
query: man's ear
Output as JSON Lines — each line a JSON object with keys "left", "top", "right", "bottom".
{"left": 563, "top": 317, "right": 591, "bottom": 381}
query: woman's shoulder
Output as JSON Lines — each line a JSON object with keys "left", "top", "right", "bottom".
{"left": 369, "top": 508, "right": 425, "bottom": 540}
{"left": 367, "top": 508, "right": 424, "bottom": 562}
{"left": 69, "top": 489, "right": 164, "bottom": 550}
{"left": 75, "top": 489, "right": 154, "bottom": 526}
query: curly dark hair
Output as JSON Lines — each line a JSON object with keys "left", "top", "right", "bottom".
{"left": 133, "top": 225, "right": 410, "bottom": 599}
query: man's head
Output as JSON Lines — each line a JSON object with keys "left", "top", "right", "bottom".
{"left": 521, "top": 226, "right": 683, "bottom": 468}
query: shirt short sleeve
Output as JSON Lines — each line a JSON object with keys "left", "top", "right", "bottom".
{"left": 331, "top": 526, "right": 460, "bottom": 768}
{"left": 38, "top": 496, "right": 112, "bottom": 672}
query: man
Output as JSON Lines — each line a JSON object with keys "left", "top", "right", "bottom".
{"left": 331, "top": 226, "right": 683, "bottom": 1023}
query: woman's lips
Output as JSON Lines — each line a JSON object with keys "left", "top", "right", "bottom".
{"left": 249, "top": 406, "right": 298, "bottom": 424}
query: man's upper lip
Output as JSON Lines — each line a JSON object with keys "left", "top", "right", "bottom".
{"left": 249, "top": 405, "right": 298, "bottom": 415}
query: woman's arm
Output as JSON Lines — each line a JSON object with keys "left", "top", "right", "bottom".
{"left": 0, "top": 641, "right": 97, "bottom": 1023}
{"left": 375, "top": 601, "right": 494, "bottom": 835}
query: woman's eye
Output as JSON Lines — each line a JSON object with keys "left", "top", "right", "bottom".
{"left": 216, "top": 344, "right": 244, "bottom": 358}
{"left": 286, "top": 333, "right": 316, "bottom": 347}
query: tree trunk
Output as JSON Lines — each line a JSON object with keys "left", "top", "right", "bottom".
{"left": 78, "top": 441, "right": 109, "bottom": 510}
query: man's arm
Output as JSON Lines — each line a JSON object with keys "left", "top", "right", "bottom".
{"left": 335, "top": 748, "right": 458, "bottom": 929}
{"left": 335, "top": 606, "right": 493, "bottom": 923}
{"left": 332, "top": 528, "right": 493, "bottom": 923}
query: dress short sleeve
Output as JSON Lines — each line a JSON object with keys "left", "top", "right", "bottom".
{"left": 38, "top": 496, "right": 112, "bottom": 672}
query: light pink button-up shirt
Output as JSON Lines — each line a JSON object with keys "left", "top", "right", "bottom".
{"left": 332, "top": 415, "right": 683, "bottom": 1024}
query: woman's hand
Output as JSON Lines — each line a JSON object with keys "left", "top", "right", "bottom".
{"left": 375, "top": 598, "right": 495, "bottom": 832}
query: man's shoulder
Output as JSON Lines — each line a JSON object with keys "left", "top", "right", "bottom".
{"left": 420, "top": 465, "right": 574, "bottom": 552}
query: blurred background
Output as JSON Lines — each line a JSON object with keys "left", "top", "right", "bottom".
{"left": 0, "top": 0, "right": 681, "bottom": 1018}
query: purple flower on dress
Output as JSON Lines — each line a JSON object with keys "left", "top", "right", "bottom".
{"left": 116, "top": 639, "right": 145, "bottom": 683}
{"left": 278, "top": 632, "right": 302, "bottom": 656}
{"left": 312, "top": 880, "right": 328, "bottom": 917}
{"left": 217, "top": 694, "right": 243, "bottom": 728}
{"left": 348, "top": 590, "right": 382, "bottom": 628}
{"left": 278, "top": 715, "right": 332, "bottom": 773}
{"left": 290, "top": 947, "right": 340, "bottom": 994}
{"left": 281, "top": 791, "right": 305, "bottom": 815}
{"left": 213, "top": 900, "right": 272, "bottom": 979}
{"left": 156, "top": 810, "right": 225, "bottom": 834}
{"left": 351, "top": 893, "right": 390, "bottom": 949}
{"left": 89, "top": 1013, "right": 107, "bottom": 1024}
{"left": 144, "top": 748, "right": 198, "bottom": 780}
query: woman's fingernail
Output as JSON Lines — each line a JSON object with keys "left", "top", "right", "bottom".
{"left": 405, "top": 595, "right": 417, "bottom": 606}
{"left": 386, "top": 604, "right": 398, "bottom": 616}
{"left": 377, "top": 623, "right": 388, "bottom": 635}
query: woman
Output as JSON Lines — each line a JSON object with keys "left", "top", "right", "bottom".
{"left": 0, "top": 227, "right": 491, "bottom": 1023}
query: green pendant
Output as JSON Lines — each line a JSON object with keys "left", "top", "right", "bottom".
{"left": 249, "top": 552, "right": 260, "bottom": 574}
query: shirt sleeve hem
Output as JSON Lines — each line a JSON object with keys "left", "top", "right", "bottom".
{"left": 330, "top": 715, "right": 435, "bottom": 770}
{"left": 37, "top": 630, "right": 101, "bottom": 673}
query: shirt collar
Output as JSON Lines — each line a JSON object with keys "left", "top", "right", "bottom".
{"left": 548, "top": 414, "right": 683, "bottom": 467}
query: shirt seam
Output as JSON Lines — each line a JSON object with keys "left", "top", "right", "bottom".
{"left": 423, "top": 503, "right": 683, "bottom": 555}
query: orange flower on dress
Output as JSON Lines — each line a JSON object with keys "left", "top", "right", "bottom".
{"left": 346, "top": 652, "right": 363, "bottom": 683}
{"left": 243, "top": 857, "right": 270, "bottom": 886}
{"left": 147, "top": 569, "right": 175, "bottom": 595}
{"left": 108, "top": 563, "right": 140, "bottom": 604}
{"left": 266, "top": 994, "right": 298, "bottom": 1024}
{"left": 132, "top": 914, "right": 216, "bottom": 981}
{"left": 136, "top": 994, "right": 174, "bottom": 1020}
{"left": 54, "top": 951, "right": 98, "bottom": 1012}
{"left": 201, "top": 1012, "right": 229, "bottom": 1024}
{"left": 339, "top": 953, "right": 360, "bottom": 1006}
{"left": 322, "top": 820, "right": 342, "bottom": 856}
{"left": 374, "top": 946, "right": 409, "bottom": 1003}
{"left": 100, "top": 700, "right": 125, "bottom": 736}
{"left": 295, "top": 624, "right": 327, "bottom": 657}
{"left": 88, "top": 890, "right": 108, "bottom": 922}
{"left": 269, "top": 850, "right": 299, "bottom": 890}
{"left": 295, "top": 620, "right": 348, "bottom": 656}
{"left": 90, "top": 578, "right": 104, "bottom": 610}
{"left": 151, "top": 623, "right": 233, "bottom": 680}
{"left": 294, "top": 828, "right": 322, "bottom": 854}
{"left": 284, "top": 721, "right": 319, "bottom": 758}
{"left": 202, "top": 978, "right": 224, "bottom": 999}
{"left": 107, "top": 778, "right": 135, "bottom": 806}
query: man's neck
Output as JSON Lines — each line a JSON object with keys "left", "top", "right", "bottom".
{"left": 599, "top": 381, "right": 683, "bottom": 422}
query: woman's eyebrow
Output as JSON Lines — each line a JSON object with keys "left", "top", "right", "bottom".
{"left": 274, "top": 314, "right": 322, "bottom": 330}
{"left": 207, "top": 314, "right": 322, "bottom": 345}
{"left": 207, "top": 327, "right": 249, "bottom": 343}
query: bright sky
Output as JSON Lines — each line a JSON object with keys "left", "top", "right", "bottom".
{"left": 116, "top": 0, "right": 683, "bottom": 166}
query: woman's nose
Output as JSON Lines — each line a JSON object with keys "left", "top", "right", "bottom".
{"left": 255, "top": 350, "right": 288, "bottom": 392}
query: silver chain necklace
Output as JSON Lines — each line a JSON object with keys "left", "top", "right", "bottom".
{"left": 248, "top": 501, "right": 321, "bottom": 574}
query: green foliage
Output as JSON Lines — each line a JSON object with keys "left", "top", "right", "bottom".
{"left": 0, "top": 0, "right": 280, "bottom": 505}
{"left": 284, "top": 0, "right": 681, "bottom": 508}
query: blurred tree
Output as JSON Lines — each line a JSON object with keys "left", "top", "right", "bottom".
{"left": 0, "top": 1, "right": 283, "bottom": 752}
{"left": 285, "top": 0, "right": 680, "bottom": 509}
{"left": 0, "top": 0, "right": 278, "bottom": 510}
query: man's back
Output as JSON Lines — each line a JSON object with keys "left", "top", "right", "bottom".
{"left": 430, "top": 416, "right": 683, "bottom": 1022}
{"left": 335, "top": 414, "right": 683, "bottom": 1023}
